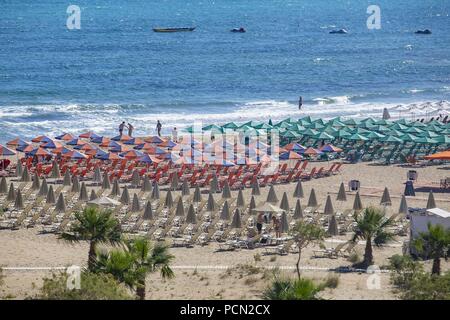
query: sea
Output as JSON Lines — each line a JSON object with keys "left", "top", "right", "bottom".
{"left": 1, "top": 0, "right": 450, "bottom": 142}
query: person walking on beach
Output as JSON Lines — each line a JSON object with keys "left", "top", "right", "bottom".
{"left": 119, "top": 121, "right": 126, "bottom": 136}
{"left": 272, "top": 215, "right": 281, "bottom": 238}
{"left": 127, "top": 123, "right": 134, "bottom": 137}
{"left": 298, "top": 96, "right": 303, "bottom": 110}
{"left": 256, "top": 212, "right": 264, "bottom": 234}
{"left": 156, "top": 120, "right": 162, "bottom": 137}
{"left": 172, "top": 127, "right": 178, "bottom": 142}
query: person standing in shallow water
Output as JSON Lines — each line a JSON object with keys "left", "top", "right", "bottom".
{"left": 156, "top": 120, "right": 162, "bottom": 137}
{"left": 127, "top": 123, "right": 134, "bottom": 137}
{"left": 119, "top": 121, "right": 126, "bottom": 136}
{"left": 298, "top": 96, "right": 303, "bottom": 110}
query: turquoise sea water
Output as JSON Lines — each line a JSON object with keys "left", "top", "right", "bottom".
{"left": 1, "top": 0, "right": 449, "bottom": 141}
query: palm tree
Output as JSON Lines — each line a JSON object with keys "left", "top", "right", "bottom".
{"left": 60, "top": 207, "right": 121, "bottom": 271}
{"left": 95, "top": 238, "right": 174, "bottom": 300}
{"left": 413, "top": 223, "right": 450, "bottom": 275}
{"left": 352, "top": 206, "right": 395, "bottom": 268}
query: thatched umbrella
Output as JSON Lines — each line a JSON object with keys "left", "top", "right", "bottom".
{"left": 50, "top": 161, "right": 60, "bottom": 179}
{"left": 186, "top": 204, "right": 197, "bottom": 224}
{"left": 0, "top": 177, "right": 7, "bottom": 193}
{"left": 130, "top": 170, "right": 140, "bottom": 188}
{"left": 327, "top": 215, "right": 339, "bottom": 236}
{"left": 353, "top": 192, "right": 363, "bottom": 211}
{"left": 46, "top": 186, "right": 56, "bottom": 204}
{"left": 220, "top": 200, "right": 231, "bottom": 220}
{"left": 426, "top": 191, "right": 436, "bottom": 209}
{"left": 399, "top": 195, "right": 408, "bottom": 214}
{"left": 14, "top": 189, "right": 24, "bottom": 209}
{"left": 143, "top": 201, "right": 153, "bottom": 220}
{"left": 380, "top": 187, "right": 392, "bottom": 206}
{"left": 164, "top": 190, "right": 174, "bottom": 208}
{"left": 20, "top": 166, "right": 31, "bottom": 182}
{"left": 280, "top": 211, "right": 289, "bottom": 233}
{"left": 293, "top": 199, "right": 303, "bottom": 219}
{"left": 55, "top": 193, "right": 66, "bottom": 213}
{"left": 307, "top": 188, "right": 318, "bottom": 207}
{"left": 90, "top": 189, "right": 98, "bottom": 201}
{"left": 102, "top": 172, "right": 111, "bottom": 190}
{"left": 210, "top": 174, "right": 219, "bottom": 193}
{"left": 131, "top": 193, "right": 141, "bottom": 212}
{"left": 193, "top": 185, "right": 202, "bottom": 203}
{"left": 93, "top": 166, "right": 102, "bottom": 183}
{"left": 236, "top": 189, "right": 245, "bottom": 208}
{"left": 231, "top": 209, "right": 242, "bottom": 228}
{"left": 251, "top": 179, "right": 261, "bottom": 196}
{"left": 15, "top": 160, "right": 23, "bottom": 177}
{"left": 79, "top": 182, "right": 88, "bottom": 201}
{"left": 151, "top": 182, "right": 160, "bottom": 200}
{"left": 222, "top": 180, "right": 232, "bottom": 199}
{"left": 249, "top": 196, "right": 256, "bottom": 215}
{"left": 71, "top": 176, "right": 80, "bottom": 193}
{"left": 266, "top": 185, "right": 279, "bottom": 204}
{"left": 141, "top": 176, "right": 152, "bottom": 192}
{"left": 175, "top": 197, "right": 184, "bottom": 216}
{"left": 39, "top": 178, "right": 48, "bottom": 197}
{"left": 280, "top": 192, "right": 290, "bottom": 211}
{"left": 336, "top": 182, "right": 347, "bottom": 201}
{"left": 7, "top": 183, "right": 16, "bottom": 201}
{"left": 293, "top": 180, "right": 304, "bottom": 198}
{"left": 110, "top": 179, "right": 121, "bottom": 197}
{"left": 323, "top": 195, "right": 335, "bottom": 215}
{"left": 31, "top": 173, "right": 40, "bottom": 190}
{"left": 63, "top": 170, "right": 71, "bottom": 186}
{"left": 120, "top": 186, "right": 130, "bottom": 204}
{"left": 206, "top": 192, "right": 216, "bottom": 212}
{"left": 181, "top": 179, "right": 190, "bottom": 196}
{"left": 170, "top": 173, "right": 179, "bottom": 191}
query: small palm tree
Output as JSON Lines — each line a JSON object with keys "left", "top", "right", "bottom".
{"left": 352, "top": 206, "right": 395, "bottom": 268}
{"left": 95, "top": 238, "right": 174, "bottom": 300}
{"left": 263, "top": 277, "right": 323, "bottom": 300}
{"left": 60, "top": 207, "right": 121, "bottom": 271}
{"left": 413, "top": 223, "right": 450, "bottom": 275}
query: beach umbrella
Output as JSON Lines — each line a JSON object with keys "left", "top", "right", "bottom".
{"left": 426, "top": 191, "right": 436, "bottom": 209}
{"left": 302, "top": 147, "right": 323, "bottom": 156}
{"left": 141, "top": 176, "right": 152, "bottom": 193}
{"left": 62, "top": 151, "right": 86, "bottom": 160}
{"left": 87, "top": 196, "right": 120, "bottom": 208}
{"left": 382, "top": 135, "right": 404, "bottom": 144}
{"left": 151, "top": 182, "right": 160, "bottom": 200}
{"left": 110, "top": 179, "right": 121, "bottom": 197}
{"left": 79, "top": 182, "right": 88, "bottom": 201}
{"left": 231, "top": 209, "right": 242, "bottom": 228}
{"left": 79, "top": 131, "right": 101, "bottom": 139}
{"left": 353, "top": 192, "right": 363, "bottom": 211}
{"left": 348, "top": 133, "right": 369, "bottom": 141}
{"left": 20, "top": 166, "right": 31, "bottom": 182}
{"left": 181, "top": 179, "right": 190, "bottom": 196}
{"left": 251, "top": 179, "right": 261, "bottom": 196}
{"left": 334, "top": 129, "right": 352, "bottom": 139}
{"left": 206, "top": 192, "right": 216, "bottom": 212}
{"left": 210, "top": 174, "right": 219, "bottom": 193}
{"left": 164, "top": 190, "right": 174, "bottom": 208}
{"left": 416, "top": 137, "right": 438, "bottom": 145}
{"left": 170, "top": 173, "right": 179, "bottom": 190}
{"left": 293, "top": 199, "right": 303, "bottom": 219}
{"left": 320, "top": 144, "right": 343, "bottom": 153}
{"left": 131, "top": 193, "right": 141, "bottom": 212}
{"left": 307, "top": 188, "right": 318, "bottom": 208}
{"left": 0, "top": 177, "right": 7, "bottom": 193}
{"left": 284, "top": 143, "right": 306, "bottom": 152}
{"left": 279, "top": 151, "right": 302, "bottom": 160}
{"left": 120, "top": 186, "right": 130, "bottom": 204}
{"left": 236, "top": 189, "right": 245, "bottom": 208}
{"left": 280, "top": 192, "right": 290, "bottom": 211}
{"left": 365, "top": 131, "right": 386, "bottom": 140}
{"left": 280, "top": 212, "right": 289, "bottom": 233}
{"left": 63, "top": 170, "right": 72, "bottom": 186}
{"left": 292, "top": 181, "right": 304, "bottom": 199}
{"left": 175, "top": 197, "right": 184, "bottom": 216}
{"left": 380, "top": 187, "right": 392, "bottom": 206}
{"left": 32, "top": 172, "right": 41, "bottom": 190}
{"left": 15, "top": 160, "right": 23, "bottom": 177}
{"left": 93, "top": 167, "right": 102, "bottom": 183}
{"left": 71, "top": 176, "right": 80, "bottom": 193}
{"left": 336, "top": 182, "right": 347, "bottom": 201}
{"left": 55, "top": 193, "right": 66, "bottom": 213}
{"left": 323, "top": 195, "right": 335, "bottom": 215}
{"left": 38, "top": 178, "right": 48, "bottom": 197}
{"left": 399, "top": 195, "right": 408, "bottom": 214}
{"left": 327, "top": 215, "right": 339, "bottom": 236}
{"left": 222, "top": 180, "right": 232, "bottom": 199}
{"left": 7, "top": 183, "right": 16, "bottom": 201}
{"left": 55, "top": 133, "right": 74, "bottom": 141}
{"left": 186, "top": 204, "right": 196, "bottom": 224}
{"left": 193, "top": 185, "right": 202, "bottom": 203}
{"left": 50, "top": 161, "right": 61, "bottom": 179}
{"left": 14, "top": 189, "right": 24, "bottom": 209}
{"left": 314, "top": 131, "right": 335, "bottom": 141}
{"left": 266, "top": 185, "right": 279, "bottom": 204}
{"left": 0, "top": 145, "right": 16, "bottom": 156}
{"left": 6, "top": 138, "right": 29, "bottom": 148}
{"left": 102, "top": 172, "right": 111, "bottom": 190}
{"left": 46, "top": 186, "right": 56, "bottom": 204}
{"left": 130, "top": 170, "right": 140, "bottom": 188}
{"left": 434, "top": 135, "right": 450, "bottom": 144}
{"left": 254, "top": 203, "right": 284, "bottom": 213}
{"left": 249, "top": 196, "right": 256, "bottom": 214}
{"left": 220, "top": 201, "right": 231, "bottom": 220}
{"left": 143, "top": 201, "right": 153, "bottom": 220}
{"left": 90, "top": 189, "right": 98, "bottom": 201}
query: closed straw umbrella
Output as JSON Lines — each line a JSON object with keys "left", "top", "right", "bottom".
{"left": 71, "top": 176, "right": 80, "bottom": 193}
{"left": 193, "top": 185, "right": 202, "bottom": 203}
{"left": 210, "top": 174, "right": 219, "bottom": 193}
{"left": 7, "top": 183, "right": 16, "bottom": 201}
{"left": 251, "top": 179, "right": 261, "bottom": 196}
{"left": 46, "top": 186, "right": 56, "bottom": 204}
{"left": 206, "top": 192, "right": 216, "bottom": 212}
{"left": 266, "top": 185, "right": 279, "bottom": 204}
{"left": 380, "top": 187, "right": 392, "bottom": 206}
{"left": 93, "top": 166, "right": 102, "bottom": 183}
{"left": 63, "top": 170, "right": 71, "bottom": 186}
{"left": 39, "top": 178, "right": 48, "bottom": 197}
{"left": 120, "top": 185, "right": 130, "bottom": 204}
{"left": 293, "top": 199, "right": 303, "bottom": 219}
{"left": 131, "top": 193, "right": 141, "bottom": 212}
{"left": 222, "top": 180, "right": 231, "bottom": 199}
{"left": 426, "top": 191, "right": 436, "bottom": 209}
{"left": 186, "top": 204, "right": 197, "bottom": 224}
{"left": 336, "top": 182, "right": 347, "bottom": 201}
{"left": 143, "top": 201, "right": 153, "bottom": 220}
{"left": 131, "top": 170, "right": 140, "bottom": 188}
{"left": 249, "top": 196, "right": 256, "bottom": 215}
{"left": 50, "top": 161, "right": 60, "bottom": 179}
{"left": 280, "top": 192, "right": 290, "bottom": 211}
{"left": 399, "top": 195, "right": 408, "bottom": 214}
{"left": 0, "top": 177, "right": 7, "bottom": 193}
{"left": 102, "top": 172, "right": 111, "bottom": 190}
{"left": 164, "top": 190, "right": 174, "bottom": 208}
{"left": 90, "top": 189, "right": 98, "bottom": 201}
{"left": 55, "top": 193, "right": 66, "bottom": 213}
{"left": 151, "top": 182, "right": 160, "bottom": 200}
{"left": 14, "top": 189, "right": 24, "bottom": 209}
{"left": 31, "top": 173, "right": 41, "bottom": 190}
{"left": 141, "top": 176, "right": 152, "bottom": 193}
{"left": 323, "top": 195, "right": 335, "bottom": 215}
{"left": 280, "top": 211, "right": 289, "bottom": 233}
{"left": 353, "top": 192, "right": 363, "bottom": 211}
{"left": 220, "top": 200, "right": 230, "bottom": 220}
{"left": 79, "top": 182, "right": 88, "bottom": 201}
{"left": 236, "top": 189, "right": 245, "bottom": 208}
{"left": 181, "top": 180, "right": 190, "bottom": 196}
{"left": 20, "top": 166, "right": 31, "bottom": 182}
{"left": 175, "top": 197, "right": 184, "bottom": 216}
{"left": 15, "top": 160, "right": 23, "bottom": 177}
{"left": 231, "top": 209, "right": 242, "bottom": 228}
{"left": 327, "top": 215, "right": 339, "bottom": 236}
{"left": 307, "top": 188, "right": 318, "bottom": 208}
{"left": 170, "top": 173, "right": 179, "bottom": 191}
{"left": 110, "top": 179, "right": 120, "bottom": 197}
{"left": 293, "top": 180, "right": 304, "bottom": 198}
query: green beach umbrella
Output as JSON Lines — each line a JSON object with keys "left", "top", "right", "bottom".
{"left": 334, "top": 129, "right": 352, "bottom": 138}
{"left": 364, "top": 131, "right": 386, "bottom": 140}
{"left": 435, "top": 135, "right": 450, "bottom": 144}
{"left": 302, "top": 128, "right": 319, "bottom": 136}
{"left": 314, "top": 131, "right": 335, "bottom": 140}
{"left": 348, "top": 133, "right": 369, "bottom": 141}
{"left": 404, "top": 127, "right": 424, "bottom": 134}
{"left": 342, "top": 118, "right": 360, "bottom": 126}
{"left": 400, "top": 134, "right": 419, "bottom": 142}
{"left": 351, "top": 128, "right": 370, "bottom": 135}
{"left": 381, "top": 135, "right": 404, "bottom": 144}
{"left": 416, "top": 137, "right": 438, "bottom": 144}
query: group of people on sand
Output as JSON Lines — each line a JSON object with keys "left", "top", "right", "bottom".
{"left": 118, "top": 120, "right": 178, "bottom": 142}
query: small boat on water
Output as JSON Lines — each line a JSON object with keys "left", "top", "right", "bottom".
{"left": 153, "top": 27, "right": 196, "bottom": 33}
